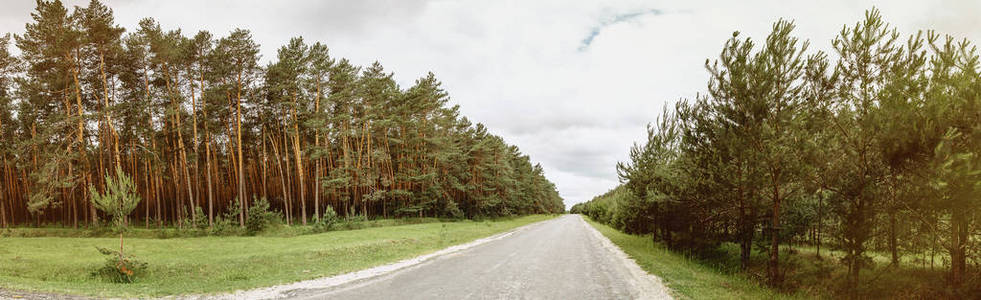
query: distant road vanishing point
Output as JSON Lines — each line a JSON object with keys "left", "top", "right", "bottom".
{"left": 287, "top": 215, "right": 672, "bottom": 300}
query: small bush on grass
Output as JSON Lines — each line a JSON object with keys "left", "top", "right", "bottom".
{"left": 311, "top": 206, "right": 340, "bottom": 233}
{"left": 153, "top": 229, "right": 174, "bottom": 239}
{"left": 209, "top": 215, "right": 242, "bottom": 236}
{"left": 208, "top": 200, "right": 245, "bottom": 236}
{"left": 246, "top": 197, "right": 282, "bottom": 235}
{"left": 177, "top": 206, "right": 209, "bottom": 236}
{"left": 92, "top": 247, "right": 147, "bottom": 283}
{"left": 441, "top": 200, "right": 464, "bottom": 219}
{"left": 86, "top": 219, "right": 117, "bottom": 237}
{"left": 342, "top": 213, "right": 368, "bottom": 230}
{"left": 438, "top": 224, "right": 449, "bottom": 244}
{"left": 189, "top": 206, "right": 210, "bottom": 230}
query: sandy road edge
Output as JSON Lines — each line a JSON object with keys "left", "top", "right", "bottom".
{"left": 169, "top": 216, "right": 559, "bottom": 300}
{"left": 578, "top": 215, "right": 674, "bottom": 300}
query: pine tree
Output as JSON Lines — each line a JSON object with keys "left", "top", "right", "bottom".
{"left": 15, "top": 0, "right": 86, "bottom": 225}
{"left": 186, "top": 30, "right": 214, "bottom": 226}
{"left": 267, "top": 37, "right": 310, "bottom": 225}
{"left": 921, "top": 33, "right": 980, "bottom": 287}
{"left": 213, "top": 29, "right": 260, "bottom": 227}
{"left": 703, "top": 20, "right": 810, "bottom": 285}
{"left": 306, "top": 42, "right": 332, "bottom": 220}
{"left": 0, "top": 34, "right": 19, "bottom": 228}
{"left": 819, "top": 10, "right": 921, "bottom": 284}
{"left": 89, "top": 166, "right": 141, "bottom": 229}
{"left": 0, "top": 1, "right": 564, "bottom": 228}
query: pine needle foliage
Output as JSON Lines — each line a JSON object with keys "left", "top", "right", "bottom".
{"left": 88, "top": 167, "right": 141, "bottom": 229}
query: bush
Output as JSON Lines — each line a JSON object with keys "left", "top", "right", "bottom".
{"left": 208, "top": 200, "right": 245, "bottom": 236}
{"left": 312, "top": 206, "right": 340, "bottom": 233}
{"left": 92, "top": 247, "right": 147, "bottom": 283}
{"left": 245, "top": 197, "right": 281, "bottom": 235}
{"left": 442, "top": 200, "right": 464, "bottom": 219}
{"left": 342, "top": 213, "right": 368, "bottom": 230}
{"left": 208, "top": 215, "right": 242, "bottom": 236}
{"left": 179, "top": 206, "right": 209, "bottom": 235}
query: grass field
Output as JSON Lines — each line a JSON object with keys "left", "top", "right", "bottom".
{"left": 0, "top": 217, "right": 447, "bottom": 238}
{"left": 0, "top": 214, "right": 555, "bottom": 297}
{"left": 584, "top": 218, "right": 808, "bottom": 299}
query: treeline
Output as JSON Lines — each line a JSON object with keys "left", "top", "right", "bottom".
{"left": 573, "top": 9, "right": 979, "bottom": 294}
{"left": 0, "top": 0, "right": 564, "bottom": 228}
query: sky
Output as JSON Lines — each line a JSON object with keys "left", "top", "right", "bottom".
{"left": 2, "top": 0, "right": 979, "bottom": 209}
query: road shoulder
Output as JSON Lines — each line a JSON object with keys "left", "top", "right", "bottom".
{"left": 578, "top": 215, "right": 674, "bottom": 300}
{"left": 183, "top": 217, "right": 557, "bottom": 300}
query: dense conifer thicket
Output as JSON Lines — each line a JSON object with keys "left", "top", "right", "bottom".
{"left": 573, "top": 10, "right": 979, "bottom": 295}
{"left": 0, "top": 0, "right": 564, "bottom": 228}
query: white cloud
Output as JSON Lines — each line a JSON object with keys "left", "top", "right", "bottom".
{"left": 2, "top": 0, "right": 978, "bottom": 209}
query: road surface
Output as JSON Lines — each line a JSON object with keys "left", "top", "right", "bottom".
{"left": 289, "top": 215, "right": 672, "bottom": 300}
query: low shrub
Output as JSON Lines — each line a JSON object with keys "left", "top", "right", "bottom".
{"left": 246, "top": 197, "right": 282, "bottom": 235}
{"left": 209, "top": 215, "right": 242, "bottom": 236}
{"left": 311, "top": 206, "right": 340, "bottom": 233}
{"left": 442, "top": 200, "right": 464, "bottom": 219}
{"left": 342, "top": 214, "right": 368, "bottom": 230}
{"left": 177, "top": 206, "right": 209, "bottom": 236}
{"left": 189, "top": 206, "right": 209, "bottom": 230}
{"left": 438, "top": 223, "right": 449, "bottom": 244}
{"left": 208, "top": 200, "right": 245, "bottom": 236}
{"left": 153, "top": 229, "right": 173, "bottom": 239}
{"left": 92, "top": 247, "right": 147, "bottom": 283}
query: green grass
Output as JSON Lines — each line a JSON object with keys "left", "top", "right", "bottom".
{"left": 784, "top": 245, "right": 955, "bottom": 299}
{"left": 0, "top": 217, "right": 446, "bottom": 238}
{"left": 0, "top": 214, "right": 556, "bottom": 297}
{"left": 584, "top": 218, "right": 809, "bottom": 300}
{"left": 584, "top": 217, "right": 967, "bottom": 299}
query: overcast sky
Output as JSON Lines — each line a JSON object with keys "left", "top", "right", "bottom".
{"left": 2, "top": 0, "right": 978, "bottom": 209}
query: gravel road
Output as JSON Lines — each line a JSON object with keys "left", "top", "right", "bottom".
{"left": 288, "top": 214, "right": 672, "bottom": 300}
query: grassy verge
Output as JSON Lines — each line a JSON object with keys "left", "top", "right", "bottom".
{"left": 0, "top": 214, "right": 555, "bottom": 297}
{"left": 584, "top": 217, "right": 965, "bottom": 299}
{"left": 583, "top": 217, "right": 807, "bottom": 300}
{"left": 0, "top": 217, "right": 446, "bottom": 238}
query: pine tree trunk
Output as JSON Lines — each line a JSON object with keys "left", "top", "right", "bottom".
{"left": 313, "top": 80, "right": 321, "bottom": 220}
{"left": 166, "top": 70, "right": 195, "bottom": 224}
{"left": 189, "top": 66, "right": 201, "bottom": 222}
{"left": 260, "top": 126, "right": 267, "bottom": 200}
{"left": 198, "top": 68, "right": 214, "bottom": 227}
{"left": 144, "top": 157, "right": 150, "bottom": 228}
{"left": 768, "top": 176, "right": 782, "bottom": 286}
{"left": 236, "top": 71, "right": 245, "bottom": 227}
{"left": 292, "top": 97, "right": 306, "bottom": 225}
{"left": 950, "top": 208, "right": 967, "bottom": 287}
{"left": 0, "top": 174, "right": 5, "bottom": 228}
{"left": 98, "top": 52, "right": 122, "bottom": 178}
{"left": 205, "top": 129, "right": 214, "bottom": 227}
{"left": 739, "top": 206, "right": 753, "bottom": 270}
{"left": 271, "top": 132, "right": 291, "bottom": 225}
{"left": 889, "top": 211, "right": 898, "bottom": 266}
{"left": 70, "top": 51, "right": 95, "bottom": 225}
{"left": 816, "top": 192, "right": 823, "bottom": 259}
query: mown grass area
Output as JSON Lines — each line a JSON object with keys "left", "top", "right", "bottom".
{"left": 0, "top": 214, "right": 555, "bottom": 297}
{"left": 584, "top": 218, "right": 808, "bottom": 300}
{"left": 585, "top": 217, "right": 964, "bottom": 299}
